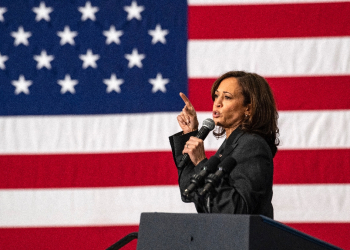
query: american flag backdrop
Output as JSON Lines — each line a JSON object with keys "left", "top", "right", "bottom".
{"left": 0, "top": 0, "right": 350, "bottom": 249}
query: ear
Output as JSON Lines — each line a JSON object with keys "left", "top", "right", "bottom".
{"left": 245, "top": 104, "right": 252, "bottom": 116}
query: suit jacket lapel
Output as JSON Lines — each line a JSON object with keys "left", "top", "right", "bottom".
{"left": 220, "top": 128, "right": 245, "bottom": 159}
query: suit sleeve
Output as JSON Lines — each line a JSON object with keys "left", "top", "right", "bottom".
{"left": 169, "top": 131, "right": 212, "bottom": 209}
{"left": 210, "top": 134, "right": 273, "bottom": 215}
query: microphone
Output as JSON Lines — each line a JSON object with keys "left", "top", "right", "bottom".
{"left": 183, "top": 156, "right": 221, "bottom": 198}
{"left": 177, "top": 118, "right": 215, "bottom": 169}
{"left": 199, "top": 156, "right": 237, "bottom": 197}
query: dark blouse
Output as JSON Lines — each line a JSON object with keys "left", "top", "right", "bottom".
{"left": 169, "top": 127, "right": 274, "bottom": 219}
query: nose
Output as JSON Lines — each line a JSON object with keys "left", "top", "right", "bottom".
{"left": 214, "top": 99, "right": 222, "bottom": 107}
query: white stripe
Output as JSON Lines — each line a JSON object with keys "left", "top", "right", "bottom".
{"left": 0, "top": 113, "right": 183, "bottom": 154}
{"left": 278, "top": 110, "right": 350, "bottom": 150}
{"left": 188, "top": 0, "right": 346, "bottom": 5}
{"left": 273, "top": 184, "right": 350, "bottom": 222}
{"left": 0, "top": 184, "right": 349, "bottom": 227}
{"left": 0, "top": 186, "right": 196, "bottom": 227}
{"left": 188, "top": 38, "right": 350, "bottom": 78}
{"left": 0, "top": 110, "right": 350, "bottom": 154}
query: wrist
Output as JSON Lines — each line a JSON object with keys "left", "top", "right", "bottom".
{"left": 194, "top": 156, "right": 206, "bottom": 166}
{"left": 183, "top": 128, "right": 197, "bottom": 134}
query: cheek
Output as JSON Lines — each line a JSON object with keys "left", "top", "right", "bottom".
{"left": 227, "top": 106, "right": 243, "bottom": 121}
{"left": 222, "top": 109, "right": 236, "bottom": 122}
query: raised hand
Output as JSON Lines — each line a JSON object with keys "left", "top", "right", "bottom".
{"left": 177, "top": 92, "right": 199, "bottom": 134}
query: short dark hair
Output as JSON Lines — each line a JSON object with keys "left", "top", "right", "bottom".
{"left": 211, "top": 71, "right": 279, "bottom": 156}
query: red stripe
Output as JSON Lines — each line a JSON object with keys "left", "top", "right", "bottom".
{"left": 188, "top": 3, "right": 350, "bottom": 39}
{"left": 273, "top": 149, "right": 350, "bottom": 184}
{"left": 0, "top": 152, "right": 178, "bottom": 189}
{"left": 0, "top": 223, "right": 348, "bottom": 249}
{"left": 0, "top": 225, "right": 139, "bottom": 250}
{"left": 189, "top": 76, "right": 350, "bottom": 111}
{"left": 286, "top": 223, "right": 350, "bottom": 250}
{"left": 1, "top": 149, "right": 350, "bottom": 188}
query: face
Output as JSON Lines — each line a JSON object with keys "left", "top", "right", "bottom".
{"left": 212, "top": 77, "right": 249, "bottom": 135}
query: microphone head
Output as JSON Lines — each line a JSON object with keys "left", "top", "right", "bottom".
{"left": 218, "top": 156, "right": 237, "bottom": 173}
{"left": 202, "top": 155, "right": 221, "bottom": 172}
{"left": 202, "top": 118, "right": 215, "bottom": 131}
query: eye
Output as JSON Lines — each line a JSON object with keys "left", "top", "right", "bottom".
{"left": 225, "top": 95, "right": 232, "bottom": 100}
{"left": 214, "top": 94, "right": 218, "bottom": 99}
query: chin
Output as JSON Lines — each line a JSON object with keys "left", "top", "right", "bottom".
{"left": 212, "top": 117, "right": 219, "bottom": 125}
{"left": 214, "top": 120, "right": 223, "bottom": 127}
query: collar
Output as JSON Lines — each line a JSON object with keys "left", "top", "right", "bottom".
{"left": 220, "top": 127, "right": 245, "bottom": 158}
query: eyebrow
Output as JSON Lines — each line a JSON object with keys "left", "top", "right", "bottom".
{"left": 216, "top": 89, "right": 233, "bottom": 96}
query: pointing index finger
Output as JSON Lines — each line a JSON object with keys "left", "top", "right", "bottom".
{"left": 179, "top": 92, "right": 193, "bottom": 109}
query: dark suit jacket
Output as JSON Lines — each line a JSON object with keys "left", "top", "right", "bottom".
{"left": 169, "top": 127, "right": 274, "bottom": 219}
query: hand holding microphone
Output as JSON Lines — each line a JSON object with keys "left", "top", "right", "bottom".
{"left": 178, "top": 118, "right": 215, "bottom": 169}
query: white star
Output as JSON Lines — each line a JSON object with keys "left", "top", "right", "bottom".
{"left": 34, "top": 50, "right": 54, "bottom": 69}
{"left": 78, "top": 1, "right": 99, "bottom": 21}
{"left": 149, "top": 73, "right": 169, "bottom": 93}
{"left": 11, "top": 26, "right": 32, "bottom": 46}
{"left": 12, "top": 75, "right": 32, "bottom": 95}
{"left": 125, "top": 48, "right": 145, "bottom": 68}
{"left": 0, "top": 52, "right": 9, "bottom": 70}
{"left": 103, "top": 25, "right": 123, "bottom": 45}
{"left": 57, "top": 26, "right": 78, "bottom": 46}
{"left": 148, "top": 24, "right": 169, "bottom": 44}
{"left": 124, "top": 1, "right": 144, "bottom": 21}
{"left": 0, "top": 7, "right": 7, "bottom": 22}
{"left": 57, "top": 74, "right": 78, "bottom": 94}
{"left": 32, "top": 2, "right": 53, "bottom": 22}
{"left": 103, "top": 73, "right": 124, "bottom": 93}
{"left": 79, "top": 49, "right": 100, "bottom": 69}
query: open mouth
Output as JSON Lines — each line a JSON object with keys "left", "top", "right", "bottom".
{"left": 213, "top": 111, "right": 220, "bottom": 118}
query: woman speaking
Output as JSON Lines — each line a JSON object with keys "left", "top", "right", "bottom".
{"left": 169, "top": 71, "right": 279, "bottom": 219}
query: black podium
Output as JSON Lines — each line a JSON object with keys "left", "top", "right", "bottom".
{"left": 136, "top": 213, "right": 342, "bottom": 250}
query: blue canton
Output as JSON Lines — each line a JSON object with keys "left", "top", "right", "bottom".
{"left": 0, "top": 0, "right": 188, "bottom": 115}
